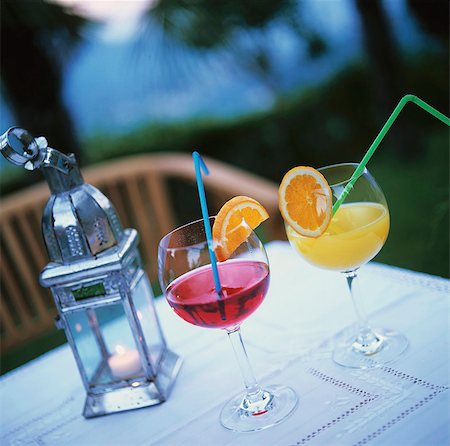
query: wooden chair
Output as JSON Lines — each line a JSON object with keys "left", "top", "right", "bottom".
{"left": 0, "top": 153, "right": 284, "bottom": 353}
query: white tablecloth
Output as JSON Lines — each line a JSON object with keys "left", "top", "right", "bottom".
{"left": 1, "top": 241, "right": 449, "bottom": 446}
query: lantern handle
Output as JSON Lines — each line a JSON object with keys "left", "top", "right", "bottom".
{"left": 0, "top": 127, "right": 73, "bottom": 174}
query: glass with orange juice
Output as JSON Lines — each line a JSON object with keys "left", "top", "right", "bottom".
{"left": 279, "top": 163, "right": 408, "bottom": 368}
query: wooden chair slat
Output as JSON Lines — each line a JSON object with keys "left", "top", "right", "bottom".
{"left": 104, "top": 182, "right": 130, "bottom": 229}
{"left": 0, "top": 295, "right": 19, "bottom": 339}
{"left": 16, "top": 212, "right": 47, "bottom": 272}
{"left": 17, "top": 214, "right": 54, "bottom": 321}
{"left": 1, "top": 222, "right": 48, "bottom": 324}
{"left": 0, "top": 237, "right": 34, "bottom": 329}
{"left": 145, "top": 174, "right": 175, "bottom": 236}
{"left": 123, "top": 176, "right": 158, "bottom": 278}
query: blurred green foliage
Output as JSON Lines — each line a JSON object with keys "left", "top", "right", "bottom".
{"left": 369, "top": 131, "right": 448, "bottom": 277}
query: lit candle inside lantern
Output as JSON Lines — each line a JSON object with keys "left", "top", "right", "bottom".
{"left": 108, "top": 345, "right": 142, "bottom": 380}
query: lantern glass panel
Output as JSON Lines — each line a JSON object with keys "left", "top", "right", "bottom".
{"left": 95, "top": 302, "right": 144, "bottom": 384}
{"left": 66, "top": 310, "right": 102, "bottom": 382}
{"left": 131, "top": 274, "right": 164, "bottom": 366}
{"left": 67, "top": 301, "right": 146, "bottom": 389}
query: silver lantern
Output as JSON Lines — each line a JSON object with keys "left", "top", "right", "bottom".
{"left": 1, "top": 127, "right": 182, "bottom": 418}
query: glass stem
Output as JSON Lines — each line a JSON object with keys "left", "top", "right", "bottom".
{"left": 227, "top": 327, "right": 265, "bottom": 403}
{"left": 345, "top": 270, "right": 381, "bottom": 352}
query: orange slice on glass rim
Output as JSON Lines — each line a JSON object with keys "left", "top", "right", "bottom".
{"left": 278, "top": 166, "right": 332, "bottom": 237}
{"left": 212, "top": 196, "right": 269, "bottom": 261}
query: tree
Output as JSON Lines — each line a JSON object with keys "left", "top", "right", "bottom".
{"left": 354, "top": 0, "right": 416, "bottom": 158}
{"left": 354, "top": 0, "right": 401, "bottom": 116}
{"left": 407, "top": 0, "right": 449, "bottom": 47}
{"left": 1, "top": 0, "right": 86, "bottom": 161}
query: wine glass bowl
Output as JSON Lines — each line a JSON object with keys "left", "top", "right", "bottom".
{"left": 285, "top": 163, "right": 408, "bottom": 368}
{"left": 158, "top": 217, "right": 270, "bottom": 330}
{"left": 286, "top": 163, "right": 390, "bottom": 272}
{"left": 158, "top": 217, "right": 298, "bottom": 431}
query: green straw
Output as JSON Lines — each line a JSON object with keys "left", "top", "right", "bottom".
{"left": 332, "top": 94, "right": 450, "bottom": 216}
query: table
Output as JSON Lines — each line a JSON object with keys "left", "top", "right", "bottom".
{"left": 1, "top": 241, "right": 449, "bottom": 446}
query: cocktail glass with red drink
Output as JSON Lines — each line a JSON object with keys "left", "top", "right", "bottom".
{"left": 158, "top": 217, "right": 298, "bottom": 432}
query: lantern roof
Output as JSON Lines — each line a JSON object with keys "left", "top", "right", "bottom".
{"left": 40, "top": 228, "right": 138, "bottom": 288}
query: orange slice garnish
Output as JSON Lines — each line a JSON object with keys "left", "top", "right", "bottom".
{"left": 278, "top": 166, "right": 332, "bottom": 237}
{"left": 212, "top": 196, "right": 269, "bottom": 261}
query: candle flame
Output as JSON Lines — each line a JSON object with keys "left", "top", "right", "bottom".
{"left": 137, "top": 311, "right": 143, "bottom": 321}
{"left": 115, "top": 345, "right": 126, "bottom": 355}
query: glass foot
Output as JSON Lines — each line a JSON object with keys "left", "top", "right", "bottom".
{"left": 220, "top": 384, "right": 298, "bottom": 432}
{"left": 333, "top": 328, "right": 409, "bottom": 369}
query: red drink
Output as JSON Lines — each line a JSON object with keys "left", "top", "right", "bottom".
{"left": 166, "top": 259, "right": 269, "bottom": 329}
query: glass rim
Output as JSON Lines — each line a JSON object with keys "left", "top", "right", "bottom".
{"left": 318, "top": 162, "right": 369, "bottom": 187}
{"left": 159, "top": 216, "right": 215, "bottom": 248}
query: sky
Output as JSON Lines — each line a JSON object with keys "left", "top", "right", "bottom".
{"left": 49, "top": 0, "right": 155, "bottom": 42}
{"left": 50, "top": 0, "right": 154, "bottom": 21}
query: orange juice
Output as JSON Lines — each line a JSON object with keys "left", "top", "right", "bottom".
{"left": 286, "top": 202, "right": 389, "bottom": 271}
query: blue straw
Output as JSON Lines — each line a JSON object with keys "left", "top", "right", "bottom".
{"left": 192, "top": 151, "right": 222, "bottom": 297}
